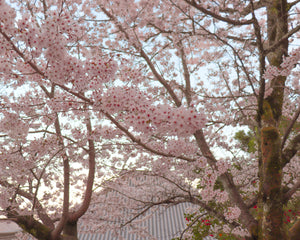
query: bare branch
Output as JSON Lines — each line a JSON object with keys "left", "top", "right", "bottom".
{"left": 69, "top": 118, "right": 96, "bottom": 222}
{"left": 288, "top": 0, "right": 300, "bottom": 9}
{"left": 264, "top": 25, "right": 300, "bottom": 55}
{"left": 51, "top": 115, "right": 70, "bottom": 239}
{"left": 250, "top": 0, "right": 266, "bottom": 127}
{"left": 283, "top": 177, "right": 300, "bottom": 203}
{"left": 140, "top": 49, "right": 182, "bottom": 107}
{"left": 289, "top": 217, "right": 300, "bottom": 240}
{"left": 184, "top": 0, "right": 254, "bottom": 25}
{"left": 240, "top": 0, "right": 266, "bottom": 16}
{"left": 178, "top": 40, "right": 192, "bottom": 106}
{"left": 282, "top": 133, "right": 300, "bottom": 167}
{"left": 281, "top": 106, "right": 300, "bottom": 149}
{"left": 219, "top": 64, "right": 248, "bottom": 120}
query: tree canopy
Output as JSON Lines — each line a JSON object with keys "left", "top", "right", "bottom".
{"left": 0, "top": 0, "right": 299, "bottom": 240}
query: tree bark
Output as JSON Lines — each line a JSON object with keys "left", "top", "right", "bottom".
{"left": 62, "top": 221, "right": 78, "bottom": 240}
{"left": 7, "top": 209, "right": 53, "bottom": 240}
{"left": 289, "top": 219, "right": 300, "bottom": 240}
{"left": 257, "top": 0, "right": 290, "bottom": 239}
{"left": 260, "top": 127, "right": 287, "bottom": 239}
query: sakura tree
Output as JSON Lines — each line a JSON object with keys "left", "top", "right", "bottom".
{"left": 0, "top": 0, "right": 299, "bottom": 240}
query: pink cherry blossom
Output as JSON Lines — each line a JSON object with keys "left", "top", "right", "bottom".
{"left": 0, "top": 1, "right": 299, "bottom": 240}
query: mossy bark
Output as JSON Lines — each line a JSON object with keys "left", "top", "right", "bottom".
{"left": 17, "top": 217, "right": 78, "bottom": 240}
{"left": 8, "top": 210, "right": 79, "bottom": 240}
{"left": 256, "top": 0, "right": 290, "bottom": 239}
{"left": 260, "top": 127, "right": 287, "bottom": 240}
{"left": 62, "top": 220, "right": 78, "bottom": 240}
{"left": 14, "top": 215, "right": 53, "bottom": 240}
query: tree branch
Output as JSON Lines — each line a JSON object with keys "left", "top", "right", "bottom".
{"left": 178, "top": 40, "right": 192, "bottom": 106}
{"left": 240, "top": 0, "right": 266, "bottom": 16}
{"left": 183, "top": 195, "right": 240, "bottom": 228}
{"left": 184, "top": 0, "right": 254, "bottom": 25}
{"left": 51, "top": 115, "right": 70, "bottom": 239}
{"left": 283, "top": 177, "right": 300, "bottom": 203}
{"left": 288, "top": 0, "right": 300, "bottom": 9}
{"left": 140, "top": 49, "right": 182, "bottom": 107}
{"left": 250, "top": 0, "right": 266, "bottom": 127}
{"left": 7, "top": 209, "right": 54, "bottom": 240}
{"left": 289, "top": 217, "right": 300, "bottom": 240}
{"left": 193, "top": 130, "right": 258, "bottom": 236}
{"left": 100, "top": 6, "right": 182, "bottom": 107}
{"left": 103, "top": 111, "right": 197, "bottom": 162}
{"left": 281, "top": 106, "right": 300, "bottom": 149}
{"left": 264, "top": 25, "right": 300, "bottom": 55}
{"left": 69, "top": 118, "right": 96, "bottom": 222}
{"left": 179, "top": 214, "right": 205, "bottom": 240}
{"left": 0, "top": 180, "right": 54, "bottom": 229}
{"left": 282, "top": 133, "right": 300, "bottom": 167}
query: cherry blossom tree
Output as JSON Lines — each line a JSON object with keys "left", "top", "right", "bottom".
{"left": 0, "top": 0, "right": 299, "bottom": 240}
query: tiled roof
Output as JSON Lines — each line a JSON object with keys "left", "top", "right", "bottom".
{"left": 79, "top": 202, "right": 192, "bottom": 240}
{"left": 24, "top": 202, "right": 216, "bottom": 240}
{"left": 23, "top": 174, "right": 218, "bottom": 240}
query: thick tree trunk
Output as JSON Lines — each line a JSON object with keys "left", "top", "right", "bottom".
{"left": 15, "top": 215, "right": 52, "bottom": 240}
{"left": 260, "top": 127, "right": 287, "bottom": 239}
{"left": 8, "top": 210, "right": 79, "bottom": 240}
{"left": 62, "top": 221, "right": 78, "bottom": 240}
{"left": 258, "top": 0, "right": 289, "bottom": 239}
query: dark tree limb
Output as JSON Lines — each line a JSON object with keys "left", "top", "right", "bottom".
{"left": 184, "top": 0, "right": 254, "bottom": 25}
{"left": 289, "top": 218, "right": 300, "bottom": 240}
{"left": 282, "top": 133, "right": 300, "bottom": 167}
{"left": 7, "top": 209, "right": 54, "bottom": 240}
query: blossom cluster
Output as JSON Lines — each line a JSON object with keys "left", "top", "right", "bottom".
{"left": 0, "top": 0, "right": 299, "bottom": 239}
{"left": 98, "top": 86, "right": 206, "bottom": 137}
{"left": 224, "top": 206, "right": 241, "bottom": 222}
{"left": 0, "top": 112, "right": 29, "bottom": 139}
{"left": 0, "top": 0, "right": 16, "bottom": 31}
{"left": 264, "top": 48, "right": 300, "bottom": 81}
{"left": 216, "top": 160, "right": 229, "bottom": 175}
